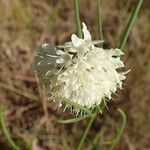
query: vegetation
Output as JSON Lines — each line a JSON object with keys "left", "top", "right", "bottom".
{"left": 0, "top": 0, "right": 149, "bottom": 149}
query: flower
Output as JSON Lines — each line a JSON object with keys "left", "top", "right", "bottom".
{"left": 34, "top": 22, "right": 129, "bottom": 114}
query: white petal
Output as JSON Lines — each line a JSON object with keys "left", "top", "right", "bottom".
{"left": 82, "top": 22, "right": 91, "bottom": 41}
{"left": 119, "top": 70, "right": 130, "bottom": 80}
{"left": 113, "top": 49, "right": 124, "bottom": 56}
{"left": 71, "top": 34, "right": 84, "bottom": 47}
{"left": 106, "top": 48, "right": 124, "bottom": 56}
{"left": 91, "top": 40, "right": 104, "bottom": 45}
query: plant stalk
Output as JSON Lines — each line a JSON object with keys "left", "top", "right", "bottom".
{"left": 119, "top": 0, "right": 143, "bottom": 50}
{"left": 77, "top": 109, "right": 98, "bottom": 150}
{"left": 97, "top": 0, "right": 103, "bottom": 47}
{"left": 74, "top": 0, "right": 82, "bottom": 38}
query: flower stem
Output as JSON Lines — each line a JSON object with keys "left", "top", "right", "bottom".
{"left": 77, "top": 109, "right": 98, "bottom": 150}
{"left": 119, "top": 0, "right": 143, "bottom": 50}
{"left": 97, "top": 0, "right": 103, "bottom": 47}
{"left": 74, "top": 0, "right": 82, "bottom": 38}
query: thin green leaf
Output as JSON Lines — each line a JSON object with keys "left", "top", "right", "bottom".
{"left": 56, "top": 96, "right": 93, "bottom": 117}
{"left": 119, "top": 0, "right": 143, "bottom": 50}
{"left": 109, "top": 108, "right": 126, "bottom": 150}
{"left": 57, "top": 115, "right": 87, "bottom": 124}
{"left": 0, "top": 106, "right": 20, "bottom": 150}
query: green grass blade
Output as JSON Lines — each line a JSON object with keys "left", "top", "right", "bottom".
{"left": 56, "top": 96, "right": 93, "bottom": 116}
{"left": 57, "top": 115, "right": 88, "bottom": 124}
{"left": 97, "top": 0, "right": 103, "bottom": 47}
{"left": 119, "top": 0, "right": 143, "bottom": 50}
{"left": 109, "top": 108, "right": 126, "bottom": 150}
{"left": 74, "top": 0, "right": 82, "bottom": 38}
{"left": 0, "top": 106, "right": 20, "bottom": 150}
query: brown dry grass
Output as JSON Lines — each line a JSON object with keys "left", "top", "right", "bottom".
{"left": 0, "top": 0, "right": 150, "bottom": 150}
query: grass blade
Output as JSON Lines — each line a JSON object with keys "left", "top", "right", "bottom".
{"left": 109, "top": 108, "right": 126, "bottom": 150}
{"left": 74, "top": 0, "right": 82, "bottom": 38}
{"left": 0, "top": 106, "right": 20, "bottom": 150}
{"left": 97, "top": 0, "right": 103, "bottom": 47}
{"left": 57, "top": 115, "right": 88, "bottom": 124}
{"left": 119, "top": 0, "right": 143, "bottom": 50}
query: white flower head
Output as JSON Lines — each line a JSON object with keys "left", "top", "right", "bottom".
{"left": 35, "top": 22, "right": 129, "bottom": 115}
{"left": 54, "top": 22, "right": 129, "bottom": 114}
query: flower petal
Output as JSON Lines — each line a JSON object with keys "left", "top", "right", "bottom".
{"left": 71, "top": 34, "right": 84, "bottom": 47}
{"left": 82, "top": 22, "right": 92, "bottom": 41}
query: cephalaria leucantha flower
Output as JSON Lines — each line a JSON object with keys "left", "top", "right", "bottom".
{"left": 34, "top": 22, "right": 130, "bottom": 114}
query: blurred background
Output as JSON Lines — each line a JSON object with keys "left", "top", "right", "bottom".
{"left": 0, "top": 0, "right": 149, "bottom": 150}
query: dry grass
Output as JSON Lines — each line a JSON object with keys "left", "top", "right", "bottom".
{"left": 0, "top": 0, "right": 150, "bottom": 149}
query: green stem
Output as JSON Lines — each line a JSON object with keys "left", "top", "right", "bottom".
{"left": 74, "top": 0, "right": 82, "bottom": 38}
{"left": 77, "top": 109, "right": 98, "bottom": 150}
{"left": 119, "top": 0, "right": 143, "bottom": 50}
{"left": 97, "top": 0, "right": 103, "bottom": 47}
{"left": 0, "top": 107, "right": 20, "bottom": 150}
